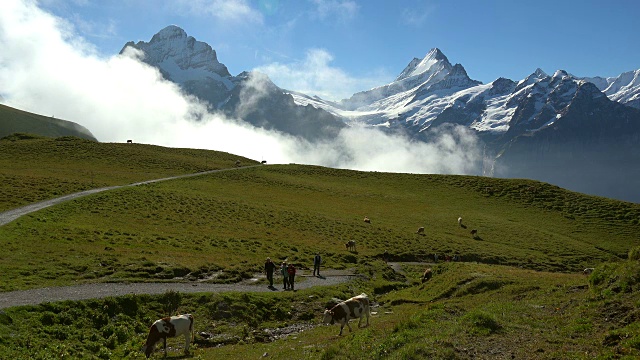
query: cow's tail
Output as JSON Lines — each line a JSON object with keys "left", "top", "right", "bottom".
{"left": 188, "top": 314, "right": 195, "bottom": 341}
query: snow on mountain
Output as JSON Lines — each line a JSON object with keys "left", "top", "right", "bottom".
{"left": 121, "top": 25, "right": 234, "bottom": 90}
{"left": 581, "top": 69, "right": 640, "bottom": 109}
{"left": 122, "top": 25, "right": 345, "bottom": 140}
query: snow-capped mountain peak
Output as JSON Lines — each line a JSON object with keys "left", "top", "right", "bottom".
{"left": 395, "top": 48, "right": 450, "bottom": 81}
{"left": 121, "top": 25, "right": 232, "bottom": 85}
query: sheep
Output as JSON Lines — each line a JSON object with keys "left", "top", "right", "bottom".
{"left": 416, "top": 227, "right": 425, "bottom": 235}
{"left": 470, "top": 229, "right": 478, "bottom": 238}
{"left": 363, "top": 217, "right": 371, "bottom": 224}
{"left": 583, "top": 268, "right": 595, "bottom": 275}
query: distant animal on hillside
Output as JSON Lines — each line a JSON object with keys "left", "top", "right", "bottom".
{"left": 235, "top": 160, "right": 241, "bottom": 167}
{"left": 323, "top": 293, "right": 370, "bottom": 336}
{"left": 583, "top": 268, "right": 595, "bottom": 275}
{"left": 127, "top": 139, "right": 133, "bottom": 143}
{"left": 345, "top": 240, "right": 356, "bottom": 251}
{"left": 261, "top": 160, "right": 267, "bottom": 164}
{"left": 364, "top": 216, "right": 371, "bottom": 224}
{"left": 458, "top": 217, "right": 463, "bottom": 226}
{"left": 470, "top": 229, "right": 478, "bottom": 238}
{"left": 143, "top": 314, "right": 194, "bottom": 358}
{"left": 421, "top": 268, "right": 433, "bottom": 283}
{"left": 416, "top": 227, "right": 425, "bottom": 235}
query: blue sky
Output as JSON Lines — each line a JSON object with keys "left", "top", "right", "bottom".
{"left": 37, "top": 0, "right": 640, "bottom": 100}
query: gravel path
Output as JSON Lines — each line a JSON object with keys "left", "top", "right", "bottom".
{"left": 0, "top": 272, "right": 358, "bottom": 309}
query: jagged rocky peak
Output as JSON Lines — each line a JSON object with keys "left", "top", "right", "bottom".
{"left": 121, "top": 25, "right": 231, "bottom": 79}
{"left": 150, "top": 25, "right": 188, "bottom": 42}
{"left": 552, "top": 69, "right": 570, "bottom": 79}
{"left": 395, "top": 48, "right": 452, "bottom": 81}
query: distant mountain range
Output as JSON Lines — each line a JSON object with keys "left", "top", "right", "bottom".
{"left": 5, "top": 25, "right": 637, "bottom": 202}
{"left": 119, "top": 26, "right": 640, "bottom": 202}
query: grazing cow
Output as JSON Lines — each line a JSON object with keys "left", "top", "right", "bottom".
{"left": 364, "top": 216, "right": 371, "bottom": 224}
{"left": 127, "top": 139, "right": 133, "bottom": 143}
{"left": 470, "top": 229, "right": 478, "bottom": 238}
{"left": 583, "top": 268, "right": 595, "bottom": 275}
{"left": 421, "top": 268, "right": 432, "bottom": 283}
{"left": 345, "top": 240, "right": 356, "bottom": 251}
{"left": 261, "top": 160, "right": 267, "bottom": 164}
{"left": 322, "top": 293, "right": 370, "bottom": 335}
{"left": 143, "top": 314, "right": 194, "bottom": 358}
{"left": 416, "top": 227, "right": 425, "bottom": 235}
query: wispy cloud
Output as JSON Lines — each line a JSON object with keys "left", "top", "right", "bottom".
{"left": 401, "top": 3, "right": 436, "bottom": 27}
{"left": 0, "top": 0, "right": 482, "bottom": 177}
{"left": 310, "top": 0, "right": 359, "bottom": 22}
{"left": 254, "top": 48, "right": 391, "bottom": 101}
{"left": 172, "top": 0, "right": 264, "bottom": 25}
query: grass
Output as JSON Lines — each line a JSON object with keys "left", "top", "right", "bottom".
{"left": 0, "top": 134, "right": 258, "bottom": 211}
{"left": 0, "top": 136, "right": 639, "bottom": 359}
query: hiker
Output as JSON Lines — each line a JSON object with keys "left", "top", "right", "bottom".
{"left": 264, "top": 257, "right": 276, "bottom": 287}
{"left": 287, "top": 263, "right": 296, "bottom": 290}
{"left": 281, "top": 261, "right": 289, "bottom": 290}
{"left": 313, "top": 253, "right": 322, "bottom": 276}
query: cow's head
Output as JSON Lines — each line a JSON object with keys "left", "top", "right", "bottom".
{"left": 322, "top": 309, "right": 335, "bottom": 324}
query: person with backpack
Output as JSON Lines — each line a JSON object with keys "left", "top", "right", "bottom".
{"left": 287, "top": 263, "right": 296, "bottom": 290}
{"left": 281, "top": 261, "right": 289, "bottom": 290}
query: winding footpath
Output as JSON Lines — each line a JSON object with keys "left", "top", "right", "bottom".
{"left": 0, "top": 165, "right": 356, "bottom": 309}
{"left": 0, "top": 165, "right": 262, "bottom": 227}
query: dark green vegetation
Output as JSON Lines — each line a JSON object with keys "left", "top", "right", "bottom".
{"left": 0, "top": 103, "right": 97, "bottom": 141}
{"left": 1, "top": 136, "right": 639, "bottom": 359}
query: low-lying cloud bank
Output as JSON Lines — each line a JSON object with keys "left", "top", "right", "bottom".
{"left": 0, "top": 0, "right": 481, "bottom": 175}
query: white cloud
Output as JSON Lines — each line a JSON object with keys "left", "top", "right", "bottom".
{"left": 0, "top": 0, "right": 482, "bottom": 176}
{"left": 310, "top": 0, "right": 359, "bottom": 22}
{"left": 172, "top": 0, "right": 263, "bottom": 25}
{"left": 254, "top": 48, "right": 390, "bottom": 101}
{"left": 401, "top": 3, "right": 436, "bottom": 27}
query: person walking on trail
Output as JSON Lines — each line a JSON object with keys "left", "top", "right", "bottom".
{"left": 313, "top": 253, "right": 322, "bottom": 276}
{"left": 281, "top": 261, "right": 289, "bottom": 290}
{"left": 264, "top": 257, "right": 276, "bottom": 287}
{"left": 287, "top": 263, "right": 296, "bottom": 290}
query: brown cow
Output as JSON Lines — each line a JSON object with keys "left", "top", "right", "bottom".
{"left": 142, "top": 314, "right": 194, "bottom": 358}
{"left": 345, "top": 240, "right": 356, "bottom": 251}
{"left": 322, "top": 293, "right": 370, "bottom": 335}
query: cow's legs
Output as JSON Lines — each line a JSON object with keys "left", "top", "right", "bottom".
{"left": 184, "top": 333, "right": 191, "bottom": 353}
{"left": 163, "top": 337, "right": 167, "bottom": 357}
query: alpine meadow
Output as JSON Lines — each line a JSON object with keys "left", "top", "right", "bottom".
{"left": 0, "top": 135, "right": 639, "bottom": 359}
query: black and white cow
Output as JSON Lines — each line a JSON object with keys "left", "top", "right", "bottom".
{"left": 143, "top": 314, "right": 194, "bottom": 358}
{"left": 322, "top": 293, "right": 370, "bottom": 335}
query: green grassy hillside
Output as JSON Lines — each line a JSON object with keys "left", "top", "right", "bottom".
{"left": 0, "top": 103, "right": 97, "bottom": 141}
{"left": 0, "top": 135, "right": 259, "bottom": 211}
{"left": 0, "top": 138, "right": 639, "bottom": 359}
